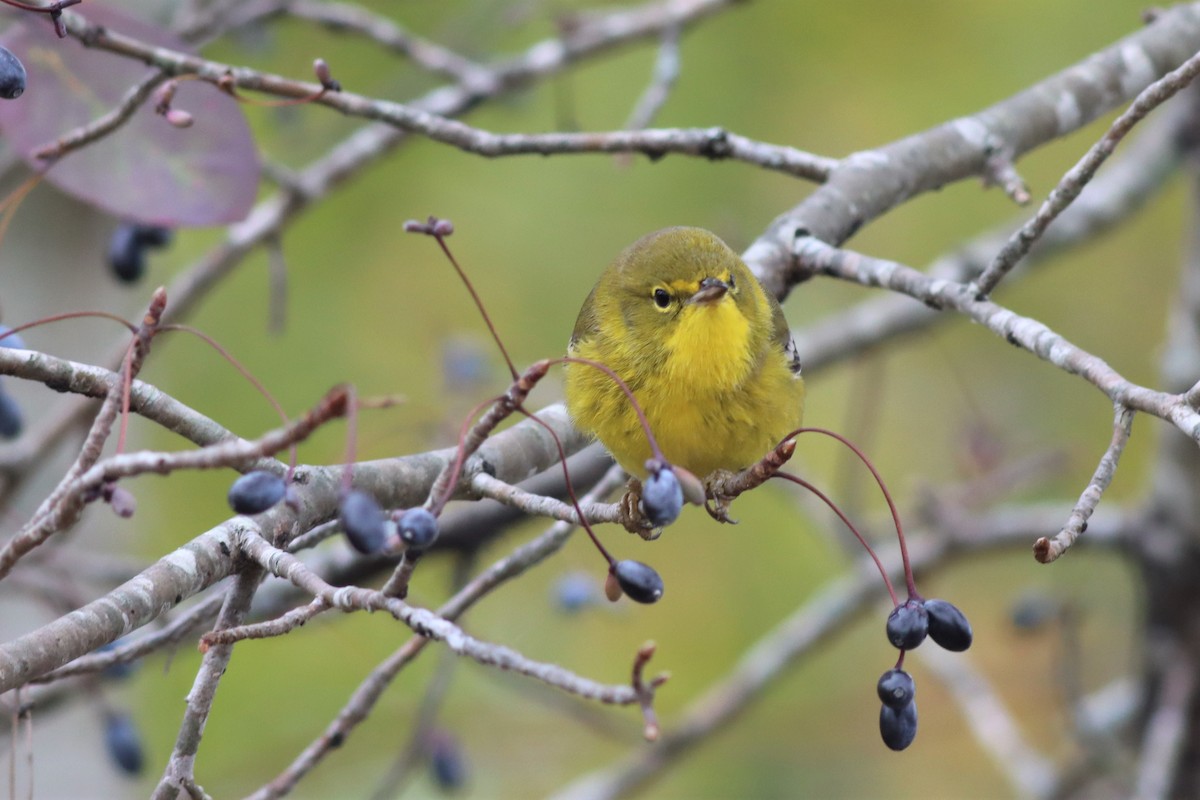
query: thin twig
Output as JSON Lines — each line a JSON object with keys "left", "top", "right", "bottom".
{"left": 249, "top": 465, "right": 626, "bottom": 799}
{"left": 622, "top": 22, "right": 680, "bottom": 131}
{"left": 1034, "top": 404, "right": 1134, "bottom": 563}
{"left": 794, "top": 238, "right": 1200, "bottom": 444}
{"left": 153, "top": 566, "right": 264, "bottom": 800}
{"left": 974, "top": 49, "right": 1200, "bottom": 297}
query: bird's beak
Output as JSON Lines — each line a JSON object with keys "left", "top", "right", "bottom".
{"left": 689, "top": 276, "right": 730, "bottom": 305}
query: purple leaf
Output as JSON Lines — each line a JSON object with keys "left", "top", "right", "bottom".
{"left": 0, "top": 6, "right": 260, "bottom": 227}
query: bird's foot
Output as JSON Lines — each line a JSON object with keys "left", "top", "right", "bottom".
{"left": 618, "top": 477, "right": 660, "bottom": 540}
{"left": 703, "top": 469, "right": 740, "bottom": 524}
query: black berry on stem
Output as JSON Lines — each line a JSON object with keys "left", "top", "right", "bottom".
{"left": 0, "top": 45, "right": 25, "bottom": 100}
{"left": 879, "top": 701, "right": 918, "bottom": 751}
{"left": 925, "top": 598, "right": 973, "bottom": 651}
{"left": 641, "top": 461, "right": 683, "bottom": 527}
{"left": 339, "top": 489, "right": 388, "bottom": 554}
{"left": 611, "top": 560, "right": 664, "bottom": 604}
{"left": 876, "top": 668, "right": 915, "bottom": 709}
{"left": 886, "top": 599, "right": 929, "bottom": 650}
{"left": 227, "top": 471, "right": 287, "bottom": 515}
{"left": 397, "top": 507, "right": 439, "bottom": 550}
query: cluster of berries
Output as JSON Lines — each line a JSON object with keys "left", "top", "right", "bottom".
{"left": 227, "top": 471, "right": 442, "bottom": 556}
{"left": 877, "top": 596, "right": 973, "bottom": 750}
{"left": 107, "top": 222, "right": 173, "bottom": 283}
{"left": 602, "top": 460, "right": 683, "bottom": 604}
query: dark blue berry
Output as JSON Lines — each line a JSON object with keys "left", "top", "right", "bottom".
{"left": 133, "top": 225, "right": 173, "bottom": 248}
{"left": 0, "top": 324, "right": 28, "bottom": 350}
{"left": 925, "top": 599, "right": 973, "bottom": 651}
{"left": 879, "top": 700, "right": 918, "bottom": 751}
{"left": 0, "top": 388, "right": 21, "bottom": 439}
{"left": 1010, "top": 591, "right": 1057, "bottom": 632}
{"left": 876, "top": 668, "right": 915, "bottom": 709}
{"left": 398, "top": 507, "right": 439, "bottom": 550}
{"left": 98, "top": 642, "right": 139, "bottom": 681}
{"left": 886, "top": 599, "right": 928, "bottom": 650}
{"left": 0, "top": 46, "right": 25, "bottom": 100}
{"left": 429, "top": 730, "right": 467, "bottom": 792}
{"left": 227, "top": 471, "right": 286, "bottom": 515}
{"left": 104, "top": 711, "right": 144, "bottom": 775}
{"left": 553, "top": 572, "right": 597, "bottom": 613}
{"left": 613, "top": 560, "right": 664, "bottom": 604}
{"left": 107, "top": 224, "right": 147, "bottom": 283}
{"left": 340, "top": 490, "right": 387, "bottom": 554}
{"left": 641, "top": 465, "right": 683, "bottom": 527}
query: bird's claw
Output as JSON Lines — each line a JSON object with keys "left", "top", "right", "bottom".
{"left": 618, "top": 478, "right": 660, "bottom": 540}
{"left": 703, "top": 469, "right": 740, "bottom": 524}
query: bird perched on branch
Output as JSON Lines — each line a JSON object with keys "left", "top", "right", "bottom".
{"left": 564, "top": 227, "right": 805, "bottom": 479}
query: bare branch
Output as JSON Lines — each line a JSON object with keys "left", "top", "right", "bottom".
{"left": 153, "top": 567, "right": 264, "bottom": 800}
{"left": 794, "top": 238, "right": 1200, "bottom": 444}
{"left": 745, "top": 3, "right": 1200, "bottom": 299}
{"left": 975, "top": 48, "right": 1200, "bottom": 297}
{"left": 550, "top": 505, "right": 1131, "bottom": 800}
{"left": 623, "top": 22, "right": 681, "bottom": 131}
{"left": 250, "top": 465, "right": 627, "bottom": 799}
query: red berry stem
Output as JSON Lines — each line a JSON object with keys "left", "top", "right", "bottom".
{"left": 559, "top": 356, "right": 668, "bottom": 467}
{"left": 774, "top": 470, "right": 899, "bottom": 607}
{"left": 787, "top": 427, "right": 919, "bottom": 599}
{"left": 404, "top": 216, "right": 519, "bottom": 382}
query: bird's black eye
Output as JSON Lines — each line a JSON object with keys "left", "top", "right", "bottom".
{"left": 727, "top": 273, "right": 736, "bottom": 289}
{"left": 653, "top": 288, "right": 671, "bottom": 309}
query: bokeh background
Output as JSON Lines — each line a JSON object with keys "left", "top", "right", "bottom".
{"left": 0, "top": 0, "right": 1179, "bottom": 796}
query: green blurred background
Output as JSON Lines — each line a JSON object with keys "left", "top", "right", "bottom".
{"left": 0, "top": 0, "right": 1178, "bottom": 796}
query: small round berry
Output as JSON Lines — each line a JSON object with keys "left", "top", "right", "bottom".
{"left": 925, "top": 598, "right": 973, "bottom": 652}
{"left": 0, "top": 46, "right": 26, "bottom": 100}
{"left": 429, "top": 730, "right": 467, "bottom": 791}
{"left": 104, "top": 711, "right": 144, "bottom": 775}
{"left": 0, "top": 388, "right": 22, "bottom": 439}
{"left": 398, "top": 507, "right": 439, "bottom": 551}
{"left": 339, "top": 490, "right": 387, "bottom": 554}
{"left": 879, "top": 700, "right": 918, "bottom": 751}
{"left": 886, "top": 599, "right": 929, "bottom": 650}
{"left": 1010, "top": 591, "right": 1057, "bottom": 632}
{"left": 876, "top": 668, "right": 915, "bottom": 710}
{"left": 641, "top": 464, "right": 683, "bottom": 527}
{"left": 227, "top": 471, "right": 287, "bottom": 515}
{"left": 612, "top": 560, "right": 664, "bottom": 604}
{"left": 98, "top": 642, "right": 139, "bottom": 681}
{"left": 553, "top": 572, "right": 597, "bottom": 613}
{"left": 107, "top": 224, "right": 147, "bottom": 283}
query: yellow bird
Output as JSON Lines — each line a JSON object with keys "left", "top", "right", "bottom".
{"left": 564, "top": 227, "right": 805, "bottom": 479}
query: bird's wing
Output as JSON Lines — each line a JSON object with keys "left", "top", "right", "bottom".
{"left": 567, "top": 284, "right": 601, "bottom": 353}
{"left": 771, "top": 300, "right": 802, "bottom": 378}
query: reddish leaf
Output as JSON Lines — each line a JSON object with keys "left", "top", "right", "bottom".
{"left": 0, "top": 5, "right": 260, "bottom": 227}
